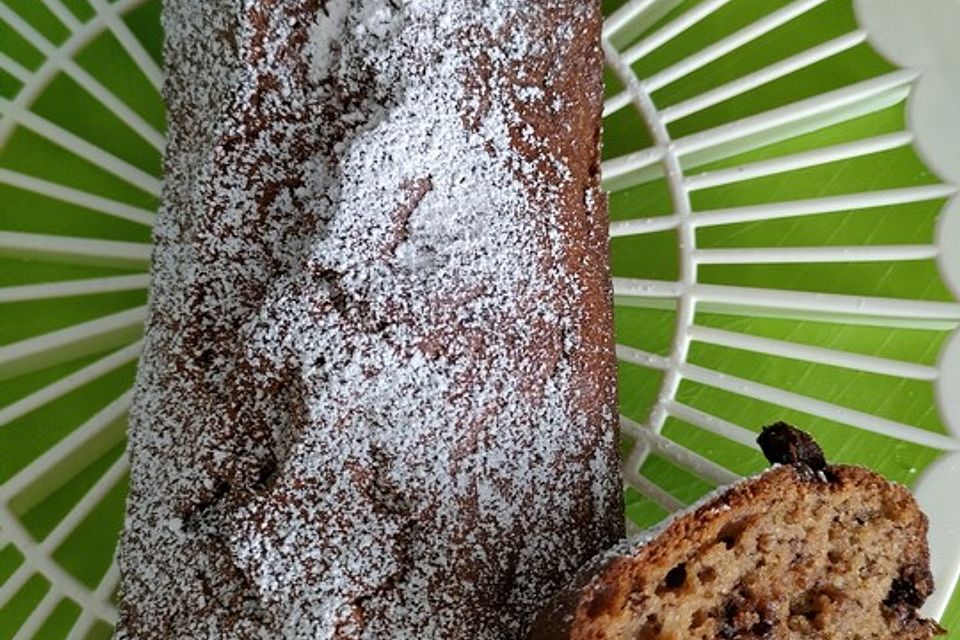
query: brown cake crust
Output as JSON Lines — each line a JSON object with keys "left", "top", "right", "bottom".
{"left": 529, "top": 460, "right": 946, "bottom": 640}
{"left": 117, "top": 1, "right": 621, "bottom": 638}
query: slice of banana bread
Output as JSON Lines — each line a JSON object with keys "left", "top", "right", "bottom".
{"left": 530, "top": 424, "right": 946, "bottom": 640}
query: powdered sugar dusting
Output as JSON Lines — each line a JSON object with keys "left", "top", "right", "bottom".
{"left": 117, "top": 1, "right": 620, "bottom": 638}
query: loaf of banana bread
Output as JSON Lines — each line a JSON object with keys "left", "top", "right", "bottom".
{"left": 116, "top": 1, "right": 621, "bottom": 638}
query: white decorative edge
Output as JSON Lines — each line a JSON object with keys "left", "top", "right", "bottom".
{"left": 923, "top": 330, "right": 960, "bottom": 618}
{"left": 855, "top": 0, "right": 960, "bottom": 618}
{"left": 601, "top": 0, "right": 960, "bottom": 619}
{"left": 0, "top": 0, "right": 957, "bottom": 630}
{"left": 0, "top": 0, "right": 156, "bottom": 632}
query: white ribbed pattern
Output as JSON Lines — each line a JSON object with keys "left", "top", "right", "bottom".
{"left": 602, "top": 0, "right": 959, "bottom": 619}
{"left": 0, "top": 0, "right": 958, "bottom": 632}
{"left": 0, "top": 0, "right": 153, "bottom": 630}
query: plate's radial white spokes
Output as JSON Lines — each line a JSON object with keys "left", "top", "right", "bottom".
{"left": 0, "top": 0, "right": 151, "bottom": 150}
{"left": 0, "top": 507, "right": 117, "bottom": 623}
{"left": 603, "top": 0, "right": 657, "bottom": 38}
{"left": 11, "top": 587, "right": 61, "bottom": 640}
{"left": 0, "top": 231, "right": 152, "bottom": 268}
{"left": 620, "top": 0, "right": 731, "bottom": 67}
{"left": 604, "top": 34, "right": 698, "bottom": 438}
{"left": 613, "top": 277, "right": 683, "bottom": 299}
{"left": 43, "top": 0, "right": 83, "bottom": 31}
{"left": 40, "top": 0, "right": 82, "bottom": 32}
{"left": 602, "top": 0, "right": 686, "bottom": 47}
{"left": 609, "top": 214, "right": 680, "bottom": 237}
{"left": 0, "top": 306, "right": 146, "bottom": 382}
{"left": 674, "top": 68, "right": 916, "bottom": 159}
{"left": 600, "top": 146, "right": 663, "bottom": 188}
{"left": 96, "top": 555, "right": 120, "bottom": 612}
{"left": 0, "top": 52, "right": 31, "bottom": 83}
{"left": 646, "top": 0, "right": 833, "bottom": 93}
{"left": 0, "top": 341, "right": 142, "bottom": 428}
{"left": 0, "top": 98, "right": 161, "bottom": 196}
{"left": 693, "top": 244, "right": 939, "bottom": 265}
{"left": 65, "top": 604, "right": 103, "bottom": 638}
{"left": 601, "top": 0, "right": 657, "bottom": 38}
{"left": 39, "top": 455, "right": 128, "bottom": 554}
{"left": 624, "top": 467, "right": 686, "bottom": 513}
{"left": 616, "top": 343, "right": 670, "bottom": 371}
{"left": 664, "top": 401, "right": 762, "bottom": 450}
{"left": 687, "top": 325, "right": 939, "bottom": 381}
{"left": 603, "top": 90, "right": 633, "bottom": 118}
{"left": 600, "top": 71, "right": 916, "bottom": 191}
{"left": 621, "top": 415, "right": 739, "bottom": 485}
{"left": 96, "top": 555, "right": 120, "bottom": 599}
{"left": 693, "top": 184, "right": 957, "bottom": 228}
{"left": 616, "top": 333, "right": 950, "bottom": 450}
{"left": 659, "top": 30, "right": 867, "bottom": 124}
{"left": 608, "top": 185, "right": 956, "bottom": 238}
{"left": 691, "top": 282, "right": 960, "bottom": 326}
{"left": 0, "top": 391, "right": 132, "bottom": 503}
{"left": 0, "top": 562, "right": 32, "bottom": 608}
{"left": 64, "top": 553, "right": 122, "bottom": 639}
{"left": 85, "top": 0, "right": 163, "bottom": 91}
{"left": 614, "top": 277, "right": 960, "bottom": 328}
{"left": 0, "top": 5, "right": 164, "bottom": 151}
{"left": 685, "top": 131, "right": 914, "bottom": 191}
{"left": 608, "top": 0, "right": 845, "bottom": 118}
{"left": 0, "top": 169, "right": 156, "bottom": 226}
{"left": 603, "top": 130, "right": 912, "bottom": 194}
{"left": 680, "top": 361, "right": 959, "bottom": 451}
{"left": 0, "top": 275, "right": 150, "bottom": 304}
{"left": 604, "top": 0, "right": 734, "bottom": 116}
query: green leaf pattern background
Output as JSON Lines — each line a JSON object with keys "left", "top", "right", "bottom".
{"left": 0, "top": 0, "right": 958, "bottom": 637}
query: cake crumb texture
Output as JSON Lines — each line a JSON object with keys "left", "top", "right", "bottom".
{"left": 531, "top": 463, "right": 946, "bottom": 640}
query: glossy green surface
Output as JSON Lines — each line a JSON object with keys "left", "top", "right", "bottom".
{"left": 1, "top": 0, "right": 957, "bottom": 633}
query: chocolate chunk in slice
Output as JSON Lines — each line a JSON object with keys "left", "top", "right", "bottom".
{"left": 757, "top": 422, "right": 827, "bottom": 472}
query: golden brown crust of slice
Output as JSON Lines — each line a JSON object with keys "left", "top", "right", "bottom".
{"left": 530, "top": 464, "right": 946, "bottom": 640}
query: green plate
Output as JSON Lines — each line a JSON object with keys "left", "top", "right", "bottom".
{"left": 1, "top": 0, "right": 958, "bottom": 636}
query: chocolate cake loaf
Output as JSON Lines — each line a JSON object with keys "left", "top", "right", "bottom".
{"left": 530, "top": 424, "right": 946, "bottom": 640}
{"left": 116, "top": 1, "right": 621, "bottom": 638}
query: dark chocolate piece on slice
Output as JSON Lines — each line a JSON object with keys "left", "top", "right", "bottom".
{"left": 757, "top": 421, "right": 827, "bottom": 472}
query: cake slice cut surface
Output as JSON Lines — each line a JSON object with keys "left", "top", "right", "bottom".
{"left": 531, "top": 424, "right": 946, "bottom": 640}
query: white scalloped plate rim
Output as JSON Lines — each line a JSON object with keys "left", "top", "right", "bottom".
{"left": 0, "top": 0, "right": 958, "bottom": 631}
{"left": 854, "top": 0, "right": 960, "bottom": 618}
{"left": 599, "top": 0, "right": 960, "bottom": 620}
